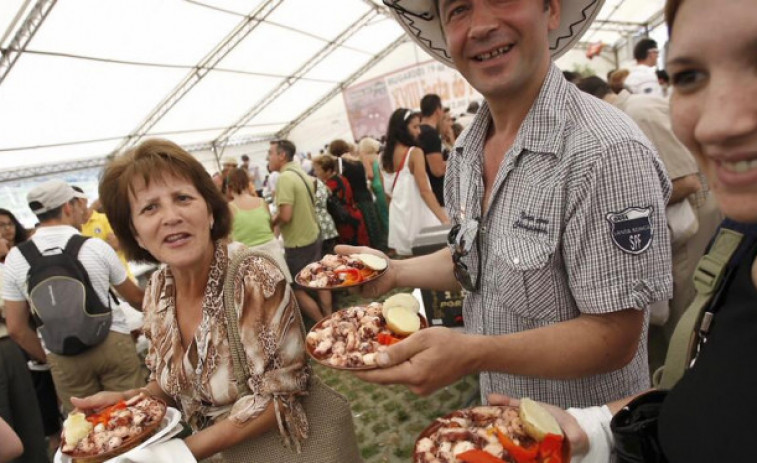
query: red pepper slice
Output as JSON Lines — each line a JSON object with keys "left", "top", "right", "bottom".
{"left": 496, "top": 429, "right": 538, "bottom": 463}
{"left": 359, "top": 268, "right": 376, "bottom": 279}
{"left": 335, "top": 268, "right": 362, "bottom": 284}
{"left": 376, "top": 333, "right": 402, "bottom": 345}
{"left": 85, "top": 400, "right": 127, "bottom": 425}
{"left": 538, "top": 433, "right": 564, "bottom": 463}
{"left": 456, "top": 449, "right": 507, "bottom": 463}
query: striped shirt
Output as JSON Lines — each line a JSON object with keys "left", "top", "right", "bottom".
{"left": 3, "top": 225, "right": 131, "bottom": 338}
{"left": 445, "top": 64, "right": 673, "bottom": 408}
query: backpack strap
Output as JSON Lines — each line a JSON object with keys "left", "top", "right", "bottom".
{"left": 64, "top": 234, "right": 88, "bottom": 258}
{"left": 64, "top": 234, "right": 119, "bottom": 306}
{"left": 657, "top": 227, "right": 744, "bottom": 389}
{"left": 17, "top": 240, "right": 43, "bottom": 267}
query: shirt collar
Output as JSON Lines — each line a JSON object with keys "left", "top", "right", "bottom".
{"left": 459, "top": 63, "right": 568, "bottom": 161}
{"left": 32, "top": 225, "right": 79, "bottom": 236}
{"left": 513, "top": 63, "right": 568, "bottom": 157}
{"left": 282, "top": 161, "right": 301, "bottom": 173}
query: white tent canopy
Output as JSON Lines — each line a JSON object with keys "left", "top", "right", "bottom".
{"left": 0, "top": 0, "right": 666, "bottom": 182}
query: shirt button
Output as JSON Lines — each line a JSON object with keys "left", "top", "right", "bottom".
{"left": 512, "top": 257, "right": 520, "bottom": 265}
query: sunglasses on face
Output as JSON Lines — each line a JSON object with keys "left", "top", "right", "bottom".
{"left": 448, "top": 218, "right": 481, "bottom": 292}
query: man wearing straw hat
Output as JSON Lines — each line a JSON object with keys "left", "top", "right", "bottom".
{"left": 346, "top": 0, "right": 673, "bottom": 408}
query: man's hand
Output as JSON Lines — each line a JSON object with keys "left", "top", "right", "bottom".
{"left": 487, "top": 394, "right": 589, "bottom": 456}
{"left": 333, "top": 245, "right": 397, "bottom": 299}
{"left": 353, "top": 327, "right": 475, "bottom": 396}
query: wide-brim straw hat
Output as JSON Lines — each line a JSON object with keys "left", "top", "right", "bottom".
{"left": 382, "top": 0, "right": 604, "bottom": 67}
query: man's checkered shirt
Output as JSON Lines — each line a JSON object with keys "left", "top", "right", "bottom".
{"left": 445, "top": 64, "right": 673, "bottom": 408}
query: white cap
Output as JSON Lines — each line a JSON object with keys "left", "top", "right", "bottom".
{"left": 27, "top": 180, "right": 76, "bottom": 215}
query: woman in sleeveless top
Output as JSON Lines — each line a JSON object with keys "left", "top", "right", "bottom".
{"left": 224, "top": 168, "right": 291, "bottom": 282}
{"left": 382, "top": 108, "right": 449, "bottom": 255}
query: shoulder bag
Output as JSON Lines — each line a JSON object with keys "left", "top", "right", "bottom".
{"left": 326, "top": 176, "right": 360, "bottom": 227}
{"left": 219, "top": 248, "right": 362, "bottom": 463}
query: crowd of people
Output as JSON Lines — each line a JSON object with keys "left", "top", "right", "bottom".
{"left": 1, "top": 0, "right": 755, "bottom": 461}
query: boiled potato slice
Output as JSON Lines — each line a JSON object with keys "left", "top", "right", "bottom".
{"left": 519, "top": 397, "right": 563, "bottom": 441}
{"left": 63, "top": 412, "right": 93, "bottom": 446}
{"left": 385, "top": 306, "right": 421, "bottom": 336}
{"left": 354, "top": 253, "right": 388, "bottom": 271}
{"left": 382, "top": 292, "right": 421, "bottom": 319}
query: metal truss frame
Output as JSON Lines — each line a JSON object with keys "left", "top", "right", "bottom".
{"left": 277, "top": 34, "right": 407, "bottom": 139}
{"left": 110, "top": 0, "right": 284, "bottom": 155}
{"left": 0, "top": 157, "right": 105, "bottom": 184}
{"left": 212, "top": 8, "right": 379, "bottom": 150}
{"left": 0, "top": 0, "right": 57, "bottom": 86}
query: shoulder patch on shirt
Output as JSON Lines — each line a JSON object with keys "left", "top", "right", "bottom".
{"left": 606, "top": 207, "right": 654, "bottom": 255}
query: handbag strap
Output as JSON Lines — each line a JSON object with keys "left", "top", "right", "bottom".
{"left": 283, "top": 167, "right": 321, "bottom": 234}
{"left": 657, "top": 227, "right": 744, "bottom": 389}
{"left": 285, "top": 167, "right": 316, "bottom": 207}
{"left": 223, "top": 247, "right": 286, "bottom": 396}
{"left": 392, "top": 147, "right": 413, "bottom": 192}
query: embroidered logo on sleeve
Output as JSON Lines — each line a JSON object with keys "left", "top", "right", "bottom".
{"left": 606, "top": 207, "right": 654, "bottom": 255}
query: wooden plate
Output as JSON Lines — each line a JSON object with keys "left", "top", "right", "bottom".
{"left": 61, "top": 398, "right": 167, "bottom": 463}
{"left": 306, "top": 305, "right": 428, "bottom": 371}
{"left": 414, "top": 406, "right": 571, "bottom": 463}
{"left": 294, "top": 260, "right": 388, "bottom": 290}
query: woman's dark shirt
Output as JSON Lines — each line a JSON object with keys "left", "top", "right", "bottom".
{"left": 658, "top": 225, "right": 757, "bottom": 462}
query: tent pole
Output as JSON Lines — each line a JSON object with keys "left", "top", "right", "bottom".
{"left": 0, "top": 0, "right": 57, "bottom": 87}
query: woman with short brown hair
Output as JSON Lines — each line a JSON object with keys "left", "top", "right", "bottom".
{"left": 75, "top": 138, "right": 312, "bottom": 461}
{"left": 99, "top": 139, "right": 232, "bottom": 264}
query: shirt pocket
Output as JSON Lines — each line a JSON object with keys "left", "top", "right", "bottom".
{"left": 493, "top": 235, "right": 558, "bottom": 321}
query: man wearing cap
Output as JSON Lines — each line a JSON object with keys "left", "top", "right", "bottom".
{"left": 347, "top": 0, "right": 672, "bottom": 409}
{"left": 3, "top": 180, "right": 146, "bottom": 412}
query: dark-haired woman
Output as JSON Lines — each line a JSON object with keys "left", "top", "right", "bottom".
{"left": 382, "top": 108, "right": 449, "bottom": 256}
{"left": 0, "top": 209, "right": 27, "bottom": 254}
{"left": 312, "top": 154, "right": 370, "bottom": 248}
{"left": 328, "top": 139, "right": 387, "bottom": 251}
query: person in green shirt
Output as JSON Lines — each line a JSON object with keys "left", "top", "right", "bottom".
{"left": 269, "top": 139, "right": 328, "bottom": 322}
{"left": 225, "top": 168, "right": 292, "bottom": 283}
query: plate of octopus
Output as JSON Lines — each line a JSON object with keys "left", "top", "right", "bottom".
{"left": 414, "top": 402, "right": 569, "bottom": 463}
{"left": 57, "top": 393, "right": 169, "bottom": 463}
{"left": 306, "top": 298, "right": 427, "bottom": 370}
{"left": 295, "top": 253, "right": 388, "bottom": 289}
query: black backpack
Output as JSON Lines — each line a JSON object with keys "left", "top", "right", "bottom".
{"left": 326, "top": 176, "right": 360, "bottom": 227}
{"left": 17, "top": 235, "right": 113, "bottom": 356}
